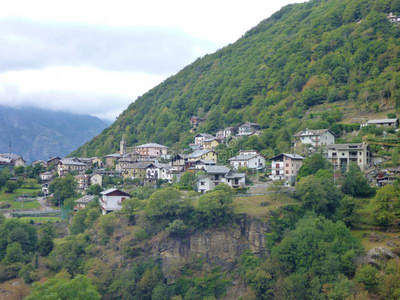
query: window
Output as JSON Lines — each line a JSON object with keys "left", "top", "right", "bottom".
{"left": 276, "top": 163, "right": 280, "bottom": 168}
{"left": 201, "top": 182, "right": 205, "bottom": 186}
{"left": 359, "top": 159, "right": 362, "bottom": 163}
{"left": 286, "top": 163, "right": 289, "bottom": 167}
{"left": 276, "top": 171, "right": 279, "bottom": 175}
{"left": 286, "top": 170, "right": 289, "bottom": 174}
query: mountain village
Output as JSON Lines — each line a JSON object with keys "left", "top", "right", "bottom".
{"left": 1, "top": 116, "right": 399, "bottom": 216}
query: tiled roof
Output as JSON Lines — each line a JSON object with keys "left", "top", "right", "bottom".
{"left": 204, "top": 165, "right": 230, "bottom": 174}
{"left": 188, "top": 150, "right": 214, "bottom": 158}
{"left": 75, "top": 195, "right": 96, "bottom": 204}
{"left": 135, "top": 143, "right": 168, "bottom": 148}
{"left": 293, "top": 129, "right": 331, "bottom": 137}
{"left": 228, "top": 153, "right": 258, "bottom": 161}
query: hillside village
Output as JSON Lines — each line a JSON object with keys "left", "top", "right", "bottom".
{"left": 1, "top": 115, "right": 399, "bottom": 216}
{"left": 1, "top": 3, "right": 400, "bottom": 299}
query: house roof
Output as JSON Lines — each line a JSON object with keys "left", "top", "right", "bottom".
{"left": 0, "top": 153, "right": 25, "bottom": 162}
{"left": 240, "top": 122, "right": 260, "bottom": 127}
{"left": 188, "top": 150, "right": 215, "bottom": 159}
{"left": 228, "top": 153, "right": 259, "bottom": 161}
{"left": 101, "top": 188, "right": 131, "bottom": 197}
{"left": 293, "top": 129, "right": 334, "bottom": 137}
{"left": 195, "top": 133, "right": 215, "bottom": 139}
{"left": 204, "top": 165, "right": 230, "bottom": 174}
{"left": 135, "top": 143, "right": 168, "bottom": 149}
{"left": 225, "top": 171, "right": 246, "bottom": 179}
{"left": 327, "top": 143, "right": 367, "bottom": 150}
{"left": 75, "top": 195, "right": 96, "bottom": 204}
{"left": 236, "top": 132, "right": 258, "bottom": 136}
{"left": 367, "top": 119, "right": 398, "bottom": 124}
{"left": 105, "top": 153, "right": 122, "bottom": 158}
{"left": 271, "top": 153, "right": 305, "bottom": 161}
{"left": 59, "top": 158, "right": 86, "bottom": 166}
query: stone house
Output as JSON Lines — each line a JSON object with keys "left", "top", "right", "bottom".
{"left": 134, "top": 143, "right": 168, "bottom": 158}
{"left": 269, "top": 154, "right": 304, "bottom": 185}
{"left": 57, "top": 158, "right": 88, "bottom": 177}
{"left": 326, "top": 143, "right": 371, "bottom": 171}
{"left": 74, "top": 195, "right": 96, "bottom": 211}
{"left": 187, "top": 150, "right": 218, "bottom": 163}
{"left": 237, "top": 122, "right": 261, "bottom": 136}
{"left": 90, "top": 173, "right": 103, "bottom": 187}
{"left": 366, "top": 119, "right": 399, "bottom": 129}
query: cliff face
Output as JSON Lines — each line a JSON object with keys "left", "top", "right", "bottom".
{"left": 150, "top": 215, "right": 269, "bottom": 282}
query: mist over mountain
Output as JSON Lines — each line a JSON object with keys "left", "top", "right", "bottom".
{"left": 0, "top": 105, "right": 108, "bottom": 163}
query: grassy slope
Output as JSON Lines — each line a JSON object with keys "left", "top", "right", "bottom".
{"left": 0, "top": 187, "right": 41, "bottom": 209}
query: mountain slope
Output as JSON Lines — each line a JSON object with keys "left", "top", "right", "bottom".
{"left": 0, "top": 106, "right": 108, "bottom": 162}
{"left": 72, "top": 0, "right": 400, "bottom": 157}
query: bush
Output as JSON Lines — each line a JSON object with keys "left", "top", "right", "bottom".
{"left": 166, "top": 219, "right": 188, "bottom": 235}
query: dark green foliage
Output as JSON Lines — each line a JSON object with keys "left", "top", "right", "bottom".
{"left": 70, "top": 207, "right": 101, "bottom": 234}
{"left": 336, "top": 195, "right": 360, "bottom": 228}
{"left": 0, "top": 219, "right": 37, "bottom": 261}
{"left": 178, "top": 172, "right": 196, "bottom": 190}
{"left": 270, "top": 215, "right": 363, "bottom": 298}
{"left": 19, "top": 263, "right": 39, "bottom": 284}
{"left": 5, "top": 180, "right": 18, "bottom": 193}
{"left": 372, "top": 184, "right": 399, "bottom": 228}
{"left": 297, "top": 154, "right": 332, "bottom": 180}
{"left": 87, "top": 184, "right": 102, "bottom": 196}
{"left": 38, "top": 223, "right": 56, "bottom": 256}
{"left": 296, "top": 175, "right": 342, "bottom": 215}
{"left": 3, "top": 243, "right": 25, "bottom": 264}
{"left": 49, "top": 175, "right": 78, "bottom": 206}
{"left": 354, "top": 264, "right": 381, "bottom": 294}
{"left": 341, "top": 163, "right": 375, "bottom": 197}
{"left": 195, "top": 184, "right": 235, "bottom": 228}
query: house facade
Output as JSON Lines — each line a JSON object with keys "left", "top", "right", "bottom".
{"left": 187, "top": 150, "right": 218, "bottom": 162}
{"left": 57, "top": 158, "right": 88, "bottom": 176}
{"left": 90, "top": 174, "right": 103, "bottom": 187}
{"left": 74, "top": 195, "right": 96, "bottom": 211}
{"left": 203, "top": 138, "right": 220, "bottom": 150}
{"left": 293, "top": 129, "right": 336, "bottom": 148}
{"left": 0, "top": 153, "right": 26, "bottom": 167}
{"left": 75, "top": 174, "right": 90, "bottom": 191}
{"left": 237, "top": 122, "right": 261, "bottom": 136}
{"left": 388, "top": 12, "right": 400, "bottom": 25}
{"left": 326, "top": 143, "right": 371, "bottom": 171}
{"left": 366, "top": 119, "right": 399, "bottom": 128}
{"left": 270, "top": 154, "right": 304, "bottom": 184}
{"left": 134, "top": 143, "right": 168, "bottom": 158}
{"left": 105, "top": 153, "right": 122, "bottom": 169}
{"left": 229, "top": 150, "right": 265, "bottom": 170}
{"left": 100, "top": 188, "right": 131, "bottom": 214}
{"left": 39, "top": 171, "right": 53, "bottom": 182}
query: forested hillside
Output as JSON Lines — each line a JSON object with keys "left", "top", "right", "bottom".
{"left": 72, "top": 0, "right": 400, "bottom": 157}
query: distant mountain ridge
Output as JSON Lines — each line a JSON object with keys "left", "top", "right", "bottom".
{"left": 0, "top": 106, "right": 108, "bottom": 163}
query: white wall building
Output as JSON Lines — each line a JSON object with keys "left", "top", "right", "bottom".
{"left": 100, "top": 188, "right": 131, "bottom": 214}
{"left": 293, "top": 129, "right": 336, "bottom": 148}
{"left": 229, "top": 150, "right": 265, "bottom": 170}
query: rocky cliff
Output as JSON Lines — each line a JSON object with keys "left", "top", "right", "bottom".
{"left": 149, "top": 215, "right": 269, "bottom": 282}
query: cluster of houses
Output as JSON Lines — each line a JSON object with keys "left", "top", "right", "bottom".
{"left": 10, "top": 116, "right": 397, "bottom": 215}
{"left": 0, "top": 153, "right": 26, "bottom": 170}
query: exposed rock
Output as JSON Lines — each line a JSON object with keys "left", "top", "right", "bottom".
{"left": 369, "top": 232, "right": 385, "bottom": 242}
{"left": 149, "top": 215, "right": 269, "bottom": 282}
{"left": 364, "top": 247, "right": 399, "bottom": 267}
{"left": 386, "top": 241, "right": 398, "bottom": 248}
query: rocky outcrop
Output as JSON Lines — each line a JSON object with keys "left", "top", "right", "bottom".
{"left": 364, "top": 247, "right": 399, "bottom": 267}
{"left": 149, "top": 215, "right": 269, "bottom": 282}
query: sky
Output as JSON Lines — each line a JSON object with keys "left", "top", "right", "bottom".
{"left": 0, "top": 0, "right": 305, "bottom": 121}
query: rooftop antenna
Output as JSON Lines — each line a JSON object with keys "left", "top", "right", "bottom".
{"left": 8, "top": 141, "right": 11, "bottom": 158}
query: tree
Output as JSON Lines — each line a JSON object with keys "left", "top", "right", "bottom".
{"left": 25, "top": 178, "right": 37, "bottom": 189}
{"left": 179, "top": 172, "right": 196, "bottom": 190}
{"left": 392, "top": 147, "right": 399, "bottom": 166}
{"left": 146, "top": 188, "right": 192, "bottom": 222}
{"left": 5, "top": 180, "right": 18, "bottom": 193}
{"left": 121, "top": 197, "right": 144, "bottom": 224}
{"left": 13, "top": 166, "right": 25, "bottom": 176}
{"left": 372, "top": 185, "right": 399, "bottom": 228}
{"left": 49, "top": 175, "right": 77, "bottom": 206}
{"left": 0, "top": 219, "right": 37, "bottom": 260}
{"left": 87, "top": 184, "right": 102, "bottom": 196}
{"left": 336, "top": 196, "right": 360, "bottom": 228}
{"left": 341, "top": 164, "right": 374, "bottom": 197}
{"left": 354, "top": 264, "right": 381, "bottom": 294}
{"left": 195, "top": 184, "right": 234, "bottom": 228}
{"left": 25, "top": 271, "right": 101, "bottom": 300}
{"left": 267, "top": 180, "right": 286, "bottom": 200}
{"left": 297, "top": 154, "right": 332, "bottom": 180}
{"left": 296, "top": 175, "right": 329, "bottom": 213}
{"left": 2, "top": 242, "right": 25, "bottom": 264}
{"left": 38, "top": 223, "right": 56, "bottom": 256}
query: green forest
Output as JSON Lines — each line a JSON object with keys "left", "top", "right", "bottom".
{"left": 73, "top": 0, "right": 400, "bottom": 158}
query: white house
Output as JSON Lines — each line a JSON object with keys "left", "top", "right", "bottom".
{"left": 237, "top": 122, "right": 261, "bottom": 136}
{"left": 100, "top": 188, "right": 131, "bottom": 214}
{"left": 293, "top": 129, "right": 336, "bottom": 148}
{"left": 39, "top": 171, "right": 53, "bottom": 182}
{"left": 229, "top": 150, "right": 265, "bottom": 170}
{"left": 196, "top": 165, "right": 245, "bottom": 193}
